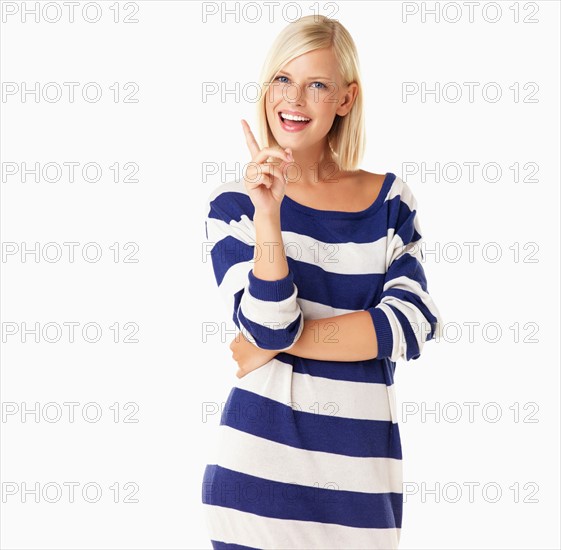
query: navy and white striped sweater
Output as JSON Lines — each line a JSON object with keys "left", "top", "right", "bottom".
{"left": 202, "top": 172, "right": 443, "bottom": 549}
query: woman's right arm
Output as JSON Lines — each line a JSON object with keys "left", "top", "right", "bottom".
{"left": 205, "top": 120, "right": 306, "bottom": 352}
{"left": 204, "top": 188, "right": 304, "bottom": 352}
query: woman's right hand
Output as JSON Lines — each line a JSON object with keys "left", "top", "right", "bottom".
{"left": 241, "top": 119, "right": 293, "bottom": 215}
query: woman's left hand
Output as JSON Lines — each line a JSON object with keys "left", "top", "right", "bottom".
{"left": 230, "top": 332, "right": 279, "bottom": 378}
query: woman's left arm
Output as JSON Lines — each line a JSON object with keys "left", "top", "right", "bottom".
{"left": 277, "top": 311, "right": 379, "bottom": 360}
{"left": 231, "top": 311, "right": 377, "bottom": 377}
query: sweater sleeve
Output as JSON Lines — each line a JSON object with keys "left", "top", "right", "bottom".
{"left": 204, "top": 186, "right": 304, "bottom": 351}
{"left": 366, "top": 181, "right": 444, "bottom": 362}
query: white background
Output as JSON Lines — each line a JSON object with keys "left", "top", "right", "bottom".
{"left": 1, "top": 1, "right": 559, "bottom": 549}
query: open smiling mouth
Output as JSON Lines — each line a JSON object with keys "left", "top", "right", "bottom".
{"left": 278, "top": 112, "right": 312, "bottom": 130}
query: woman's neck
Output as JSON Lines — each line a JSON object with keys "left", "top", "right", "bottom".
{"left": 287, "top": 143, "right": 341, "bottom": 187}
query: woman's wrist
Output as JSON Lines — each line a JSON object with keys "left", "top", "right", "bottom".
{"left": 253, "top": 207, "right": 281, "bottom": 224}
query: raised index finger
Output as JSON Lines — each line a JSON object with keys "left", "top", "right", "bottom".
{"left": 241, "top": 119, "right": 261, "bottom": 159}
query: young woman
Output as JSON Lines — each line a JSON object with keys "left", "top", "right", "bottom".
{"left": 202, "top": 14, "right": 443, "bottom": 549}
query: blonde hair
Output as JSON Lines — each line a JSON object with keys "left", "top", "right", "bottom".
{"left": 255, "top": 15, "right": 365, "bottom": 172}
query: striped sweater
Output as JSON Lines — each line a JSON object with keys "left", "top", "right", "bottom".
{"left": 202, "top": 172, "right": 443, "bottom": 549}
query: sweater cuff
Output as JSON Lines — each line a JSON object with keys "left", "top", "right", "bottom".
{"left": 368, "top": 307, "right": 394, "bottom": 360}
{"left": 248, "top": 269, "right": 295, "bottom": 302}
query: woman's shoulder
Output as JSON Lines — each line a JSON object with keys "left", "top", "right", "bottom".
{"left": 204, "top": 179, "right": 254, "bottom": 221}
{"left": 356, "top": 170, "right": 412, "bottom": 196}
{"left": 354, "top": 169, "right": 386, "bottom": 184}
{"left": 205, "top": 178, "right": 248, "bottom": 204}
{"left": 347, "top": 169, "right": 408, "bottom": 205}
{"left": 356, "top": 169, "right": 388, "bottom": 198}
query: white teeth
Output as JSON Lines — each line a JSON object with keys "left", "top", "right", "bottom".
{"left": 281, "top": 112, "right": 310, "bottom": 122}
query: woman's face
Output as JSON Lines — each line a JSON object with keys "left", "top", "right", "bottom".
{"left": 265, "top": 47, "right": 356, "bottom": 152}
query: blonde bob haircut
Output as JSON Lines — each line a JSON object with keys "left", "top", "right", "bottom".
{"left": 255, "top": 15, "right": 365, "bottom": 172}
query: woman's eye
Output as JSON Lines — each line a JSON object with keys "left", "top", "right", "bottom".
{"left": 274, "top": 76, "right": 326, "bottom": 90}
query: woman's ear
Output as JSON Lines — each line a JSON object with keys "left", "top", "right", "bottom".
{"left": 336, "top": 82, "right": 359, "bottom": 116}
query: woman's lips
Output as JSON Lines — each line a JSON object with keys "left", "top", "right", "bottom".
{"left": 278, "top": 112, "right": 311, "bottom": 133}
